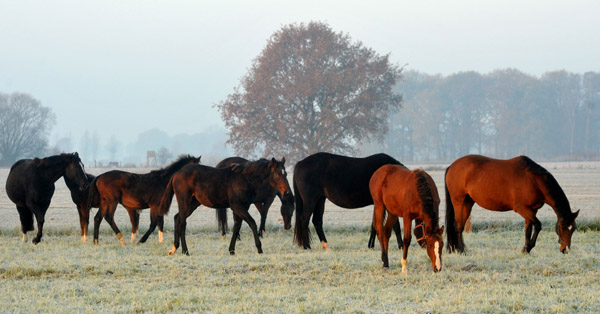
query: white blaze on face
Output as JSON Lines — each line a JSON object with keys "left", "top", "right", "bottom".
{"left": 568, "top": 225, "right": 572, "bottom": 231}
{"left": 434, "top": 241, "right": 441, "bottom": 271}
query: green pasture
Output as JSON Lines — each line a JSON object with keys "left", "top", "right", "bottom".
{"left": 0, "top": 221, "right": 599, "bottom": 313}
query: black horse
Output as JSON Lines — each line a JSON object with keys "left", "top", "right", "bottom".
{"left": 5, "top": 153, "right": 89, "bottom": 244}
{"left": 215, "top": 157, "right": 294, "bottom": 238}
{"left": 155, "top": 158, "right": 292, "bottom": 256}
{"left": 293, "top": 152, "right": 416, "bottom": 250}
{"left": 64, "top": 172, "right": 100, "bottom": 242}
{"left": 91, "top": 155, "right": 201, "bottom": 245}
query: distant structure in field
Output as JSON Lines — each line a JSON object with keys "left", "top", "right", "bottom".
{"left": 147, "top": 150, "right": 157, "bottom": 167}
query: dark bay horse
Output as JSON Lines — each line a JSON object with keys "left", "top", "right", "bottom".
{"left": 370, "top": 165, "right": 444, "bottom": 273}
{"left": 293, "top": 152, "right": 412, "bottom": 250}
{"left": 215, "top": 157, "right": 294, "bottom": 238}
{"left": 155, "top": 158, "right": 292, "bottom": 256}
{"left": 91, "top": 155, "right": 201, "bottom": 245}
{"left": 64, "top": 173, "right": 100, "bottom": 242}
{"left": 5, "top": 153, "right": 89, "bottom": 244}
{"left": 445, "top": 155, "right": 579, "bottom": 254}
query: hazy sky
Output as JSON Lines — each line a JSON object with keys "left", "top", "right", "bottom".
{"left": 1, "top": 0, "right": 599, "bottom": 146}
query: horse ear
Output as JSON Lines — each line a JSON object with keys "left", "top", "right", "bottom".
{"left": 281, "top": 157, "right": 286, "bottom": 165}
{"left": 270, "top": 157, "right": 277, "bottom": 168}
{"left": 73, "top": 152, "right": 79, "bottom": 157}
{"left": 574, "top": 210, "right": 580, "bottom": 218}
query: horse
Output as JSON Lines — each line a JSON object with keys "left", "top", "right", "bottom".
{"left": 370, "top": 165, "right": 444, "bottom": 273}
{"left": 155, "top": 158, "right": 292, "bottom": 256}
{"left": 90, "top": 155, "right": 201, "bottom": 245}
{"left": 293, "top": 152, "right": 412, "bottom": 250}
{"left": 445, "top": 155, "right": 579, "bottom": 254}
{"left": 214, "top": 157, "right": 294, "bottom": 239}
{"left": 5, "top": 153, "right": 89, "bottom": 244}
{"left": 64, "top": 172, "right": 100, "bottom": 242}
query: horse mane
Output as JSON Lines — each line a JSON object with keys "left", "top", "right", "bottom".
{"left": 519, "top": 156, "right": 573, "bottom": 221}
{"left": 149, "top": 154, "right": 197, "bottom": 178}
{"left": 39, "top": 153, "right": 76, "bottom": 167}
{"left": 234, "top": 158, "right": 271, "bottom": 182}
{"left": 414, "top": 169, "right": 439, "bottom": 230}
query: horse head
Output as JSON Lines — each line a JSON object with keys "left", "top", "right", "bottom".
{"left": 555, "top": 210, "right": 579, "bottom": 254}
{"left": 424, "top": 226, "right": 444, "bottom": 272}
{"left": 268, "top": 157, "right": 293, "bottom": 228}
{"left": 64, "top": 152, "right": 89, "bottom": 191}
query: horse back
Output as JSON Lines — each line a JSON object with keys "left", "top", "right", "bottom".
{"left": 294, "top": 152, "right": 402, "bottom": 208}
{"left": 446, "top": 155, "right": 544, "bottom": 212}
{"left": 177, "top": 164, "right": 250, "bottom": 209}
{"left": 370, "top": 165, "right": 422, "bottom": 217}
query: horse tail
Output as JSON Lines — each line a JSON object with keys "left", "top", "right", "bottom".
{"left": 293, "top": 177, "right": 311, "bottom": 248}
{"left": 86, "top": 176, "right": 100, "bottom": 213}
{"left": 444, "top": 167, "right": 459, "bottom": 253}
{"left": 156, "top": 176, "right": 175, "bottom": 218}
{"left": 216, "top": 208, "right": 228, "bottom": 235}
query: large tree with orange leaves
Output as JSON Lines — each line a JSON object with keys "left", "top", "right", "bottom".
{"left": 216, "top": 21, "right": 402, "bottom": 162}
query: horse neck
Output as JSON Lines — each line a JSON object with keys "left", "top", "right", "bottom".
{"left": 41, "top": 156, "right": 69, "bottom": 183}
{"left": 536, "top": 173, "right": 573, "bottom": 221}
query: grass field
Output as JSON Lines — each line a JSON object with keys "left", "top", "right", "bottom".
{"left": 1, "top": 163, "right": 599, "bottom": 313}
{"left": 0, "top": 223, "right": 599, "bottom": 313}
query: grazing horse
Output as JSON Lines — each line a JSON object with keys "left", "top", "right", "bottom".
{"left": 370, "top": 165, "right": 444, "bottom": 273}
{"left": 64, "top": 173, "right": 100, "bottom": 242}
{"left": 445, "top": 155, "right": 579, "bottom": 254}
{"left": 215, "top": 157, "right": 294, "bottom": 238}
{"left": 293, "top": 152, "right": 408, "bottom": 250}
{"left": 156, "top": 158, "right": 292, "bottom": 256}
{"left": 91, "top": 155, "right": 201, "bottom": 245}
{"left": 5, "top": 153, "right": 89, "bottom": 244}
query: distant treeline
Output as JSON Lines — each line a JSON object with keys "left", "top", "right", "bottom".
{"left": 381, "top": 69, "right": 600, "bottom": 162}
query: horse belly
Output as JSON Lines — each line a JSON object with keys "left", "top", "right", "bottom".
{"left": 470, "top": 193, "right": 513, "bottom": 212}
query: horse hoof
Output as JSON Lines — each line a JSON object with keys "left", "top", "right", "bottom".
{"left": 93, "top": 239, "right": 99, "bottom": 246}
{"left": 522, "top": 247, "right": 531, "bottom": 254}
{"left": 32, "top": 238, "right": 41, "bottom": 245}
{"left": 230, "top": 250, "right": 235, "bottom": 255}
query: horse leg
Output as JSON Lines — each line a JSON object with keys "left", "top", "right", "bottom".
{"left": 382, "top": 214, "right": 399, "bottom": 268}
{"left": 453, "top": 195, "right": 474, "bottom": 253}
{"left": 232, "top": 207, "right": 263, "bottom": 255}
{"left": 16, "top": 206, "right": 34, "bottom": 243}
{"left": 168, "top": 213, "right": 180, "bottom": 255}
{"left": 31, "top": 209, "right": 46, "bottom": 245}
{"left": 401, "top": 217, "right": 413, "bottom": 274}
{"left": 254, "top": 202, "right": 266, "bottom": 237}
{"left": 312, "top": 198, "right": 328, "bottom": 250}
{"left": 127, "top": 209, "right": 140, "bottom": 243}
{"left": 516, "top": 208, "right": 542, "bottom": 253}
{"left": 104, "top": 206, "right": 125, "bottom": 246}
{"left": 179, "top": 213, "right": 190, "bottom": 256}
{"left": 138, "top": 213, "right": 157, "bottom": 244}
{"left": 393, "top": 220, "right": 403, "bottom": 250}
{"left": 93, "top": 206, "right": 104, "bottom": 245}
{"left": 77, "top": 204, "right": 90, "bottom": 242}
{"left": 228, "top": 213, "right": 244, "bottom": 255}
{"left": 157, "top": 215, "right": 164, "bottom": 243}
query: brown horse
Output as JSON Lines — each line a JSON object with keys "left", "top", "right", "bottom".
{"left": 155, "top": 158, "right": 292, "bottom": 256}
{"left": 445, "top": 155, "right": 579, "bottom": 254}
{"left": 91, "top": 155, "right": 201, "bottom": 245}
{"left": 370, "top": 165, "right": 444, "bottom": 273}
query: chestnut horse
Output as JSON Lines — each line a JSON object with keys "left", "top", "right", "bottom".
{"left": 91, "top": 155, "right": 201, "bottom": 245}
{"left": 64, "top": 172, "right": 100, "bottom": 242}
{"left": 214, "top": 157, "right": 294, "bottom": 238}
{"left": 293, "top": 152, "right": 407, "bottom": 250}
{"left": 156, "top": 158, "right": 292, "bottom": 256}
{"left": 445, "top": 155, "right": 579, "bottom": 254}
{"left": 6, "top": 153, "right": 89, "bottom": 244}
{"left": 370, "top": 165, "right": 444, "bottom": 273}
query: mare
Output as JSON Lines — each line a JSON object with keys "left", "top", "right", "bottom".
{"left": 445, "top": 155, "right": 579, "bottom": 254}
{"left": 293, "top": 152, "right": 411, "bottom": 250}
{"left": 155, "top": 158, "right": 292, "bottom": 256}
{"left": 370, "top": 165, "right": 444, "bottom": 273}
{"left": 5, "top": 153, "right": 89, "bottom": 244}
{"left": 215, "top": 157, "right": 294, "bottom": 238}
{"left": 90, "top": 155, "right": 201, "bottom": 245}
{"left": 64, "top": 172, "right": 100, "bottom": 242}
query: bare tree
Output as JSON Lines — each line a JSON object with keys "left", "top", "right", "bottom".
{"left": 156, "top": 146, "right": 174, "bottom": 166}
{"left": 216, "top": 21, "right": 403, "bottom": 162}
{"left": 0, "top": 93, "right": 55, "bottom": 166}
